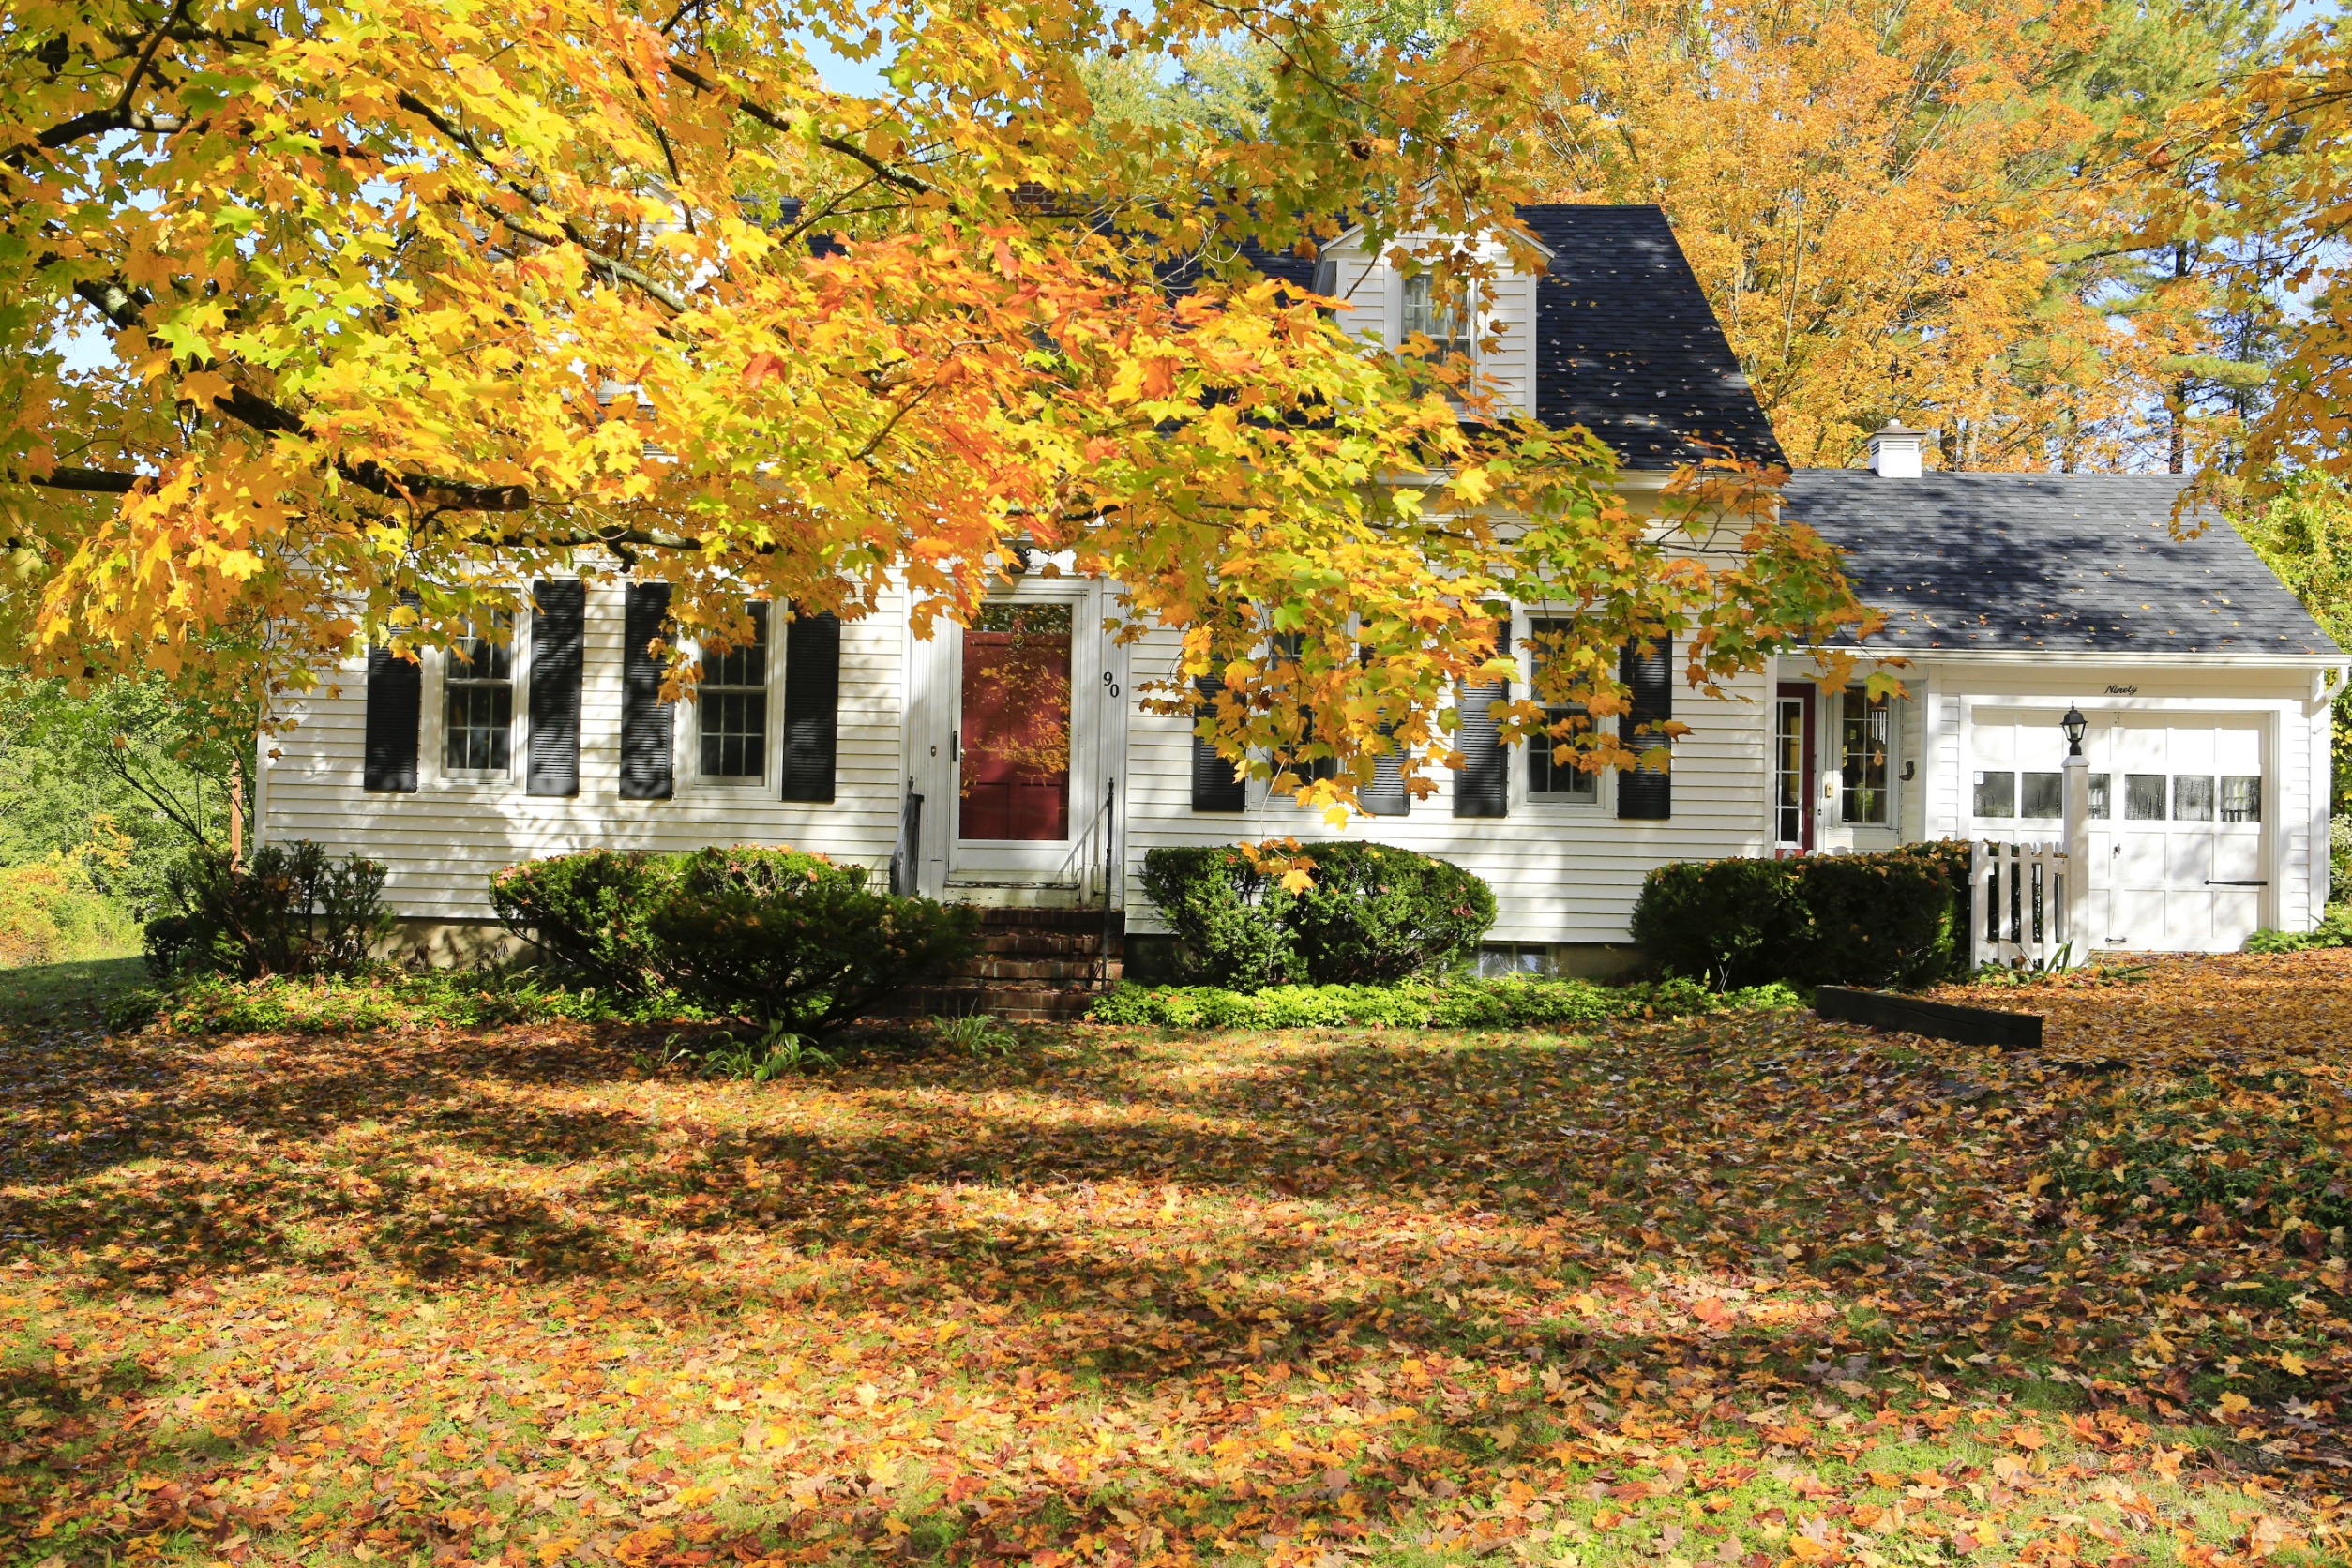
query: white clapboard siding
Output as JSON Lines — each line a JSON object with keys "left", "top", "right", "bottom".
{"left": 1119, "top": 621, "right": 1768, "bottom": 943}
{"left": 261, "top": 586, "right": 907, "bottom": 922}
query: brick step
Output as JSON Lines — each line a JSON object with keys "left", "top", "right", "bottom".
{"left": 948, "top": 957, "right": 1121, "bottom": 984}
{"left": 974, "top": 928, "right": 1123, "bottom": 958}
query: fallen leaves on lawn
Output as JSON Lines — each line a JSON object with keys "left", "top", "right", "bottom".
{"left": 0, "top": 953, "right": 2347, "bottom": 1567}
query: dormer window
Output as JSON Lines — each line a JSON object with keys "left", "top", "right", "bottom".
{"left": 1401, "top": 272, "right": 1473, "bottom": 362}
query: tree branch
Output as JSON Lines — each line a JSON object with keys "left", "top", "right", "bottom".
{"left": 68, "top": 279, "right": 534, "bottom": 512}
{"left": 8, "top": 465, "right": 141, "bottom": 494}
{"left": 662, "top": 56, "right": 939, "bottom": 198}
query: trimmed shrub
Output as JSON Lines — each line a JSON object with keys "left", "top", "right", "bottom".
{"left": 143, "top": 841, "right": 393, "bottom": 981}
{"left": 646, "top": 847, "right": 977, "bottom": 1034}
{"left": 1136, "top": 846, "right": 1293, "bottom": 989}
{"left": 491, "top": 849, "right": 682, "bottom": 996}
{"left": 492, "top": 845, "right": 975, "bottom": 1034}
{"left": 1089, "top": 975, "right": 1802, "bottom": 1030}
{"left": 1138, "top": 842, "right": 1495, "bottom": 988}
{"left": 1631, "top": 844, "right": 1969, "bottom": 990}
{"left": 0, "top": 856, "right": 139, "bottom": 967}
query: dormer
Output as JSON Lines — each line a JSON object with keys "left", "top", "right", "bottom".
{"left": 1311, "top": 224, "right": 1546, "bottom": 422}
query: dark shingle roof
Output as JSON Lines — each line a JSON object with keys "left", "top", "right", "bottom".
{"left": 1784, "top": 471, "right": 2340, "bottom": 658}
{"left": 1520, "top": 205, "right": 1785, "bottom": 470}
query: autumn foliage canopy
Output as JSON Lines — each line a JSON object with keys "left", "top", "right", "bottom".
{"left": 0, "top": 0, "right": 1875, "bottom": 807}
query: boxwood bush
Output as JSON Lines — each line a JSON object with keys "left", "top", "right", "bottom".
{"left": 492, "top": 846, "right": 974, "bottom": 1033}
{"left": 1138, "top": 842, "right": 1495, "bottom": 988}
{"left": 1630, "top": 842, "right": 1971, "bottom": 990}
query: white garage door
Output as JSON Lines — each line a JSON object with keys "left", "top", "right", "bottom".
{"left": 2102, "top": 718, "right": 2267, "bottom": 952}
{"left": 1968, "top": 712, "right": 2268, "bottom": 954}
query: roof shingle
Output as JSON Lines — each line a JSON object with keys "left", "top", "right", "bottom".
{"left": 1783, "top": 471, "right": 2341, "bottom": 658}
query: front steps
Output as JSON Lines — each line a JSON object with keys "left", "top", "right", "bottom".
{"left": 879, "top": 906, "right": 1123, "bottom": 1022}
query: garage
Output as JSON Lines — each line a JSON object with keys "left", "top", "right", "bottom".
{"left": 1969, "top": 709, "right": 2269, "bottom": 954}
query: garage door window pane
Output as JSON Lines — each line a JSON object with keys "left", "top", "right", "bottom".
{"left": 1973, "top": 770, "right": 2014, "bottom": 819}
{"left": 2174, "top": 775, "right": 2215, "bottom": 822}
{"left": 2088, "top": 773, "right": 2110, "bottom": 820}
{"left": 2125, "top": 774, "right": 2166, "bottom": 821}
{"left": 2019, "top": 771, "right": 2062, "bottom": 820}
{"left": 2221, "top": 776, "right": 2261, "bottom": 822}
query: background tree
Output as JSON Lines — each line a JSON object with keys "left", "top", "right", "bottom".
{"left": 0, "top": 0, "right": 1871, "bottom": 815}
{"left": 1496, "top": 0, "right": 2289, "bottom": 473}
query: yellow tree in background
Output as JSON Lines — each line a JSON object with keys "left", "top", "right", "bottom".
{"left": 0, "top": 0, "right": 1870, "bottom": 810}
{"left": 1497, "top": 0, "right": 2189, "bottom": 471}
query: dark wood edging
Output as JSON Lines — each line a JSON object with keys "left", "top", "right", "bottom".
{"left": 1813, "top": 986, "right": 2043, "bottom": 1048}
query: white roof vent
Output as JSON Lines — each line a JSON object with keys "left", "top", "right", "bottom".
{"left": 1867, "top": 423, "right": 1924, "bottom": 478}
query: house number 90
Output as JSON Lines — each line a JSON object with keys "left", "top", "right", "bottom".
{"left": 1102, "top": 671, "right": 1122, "bottom": 700}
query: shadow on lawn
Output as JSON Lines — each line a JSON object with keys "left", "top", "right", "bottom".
{"left": 1, "top": 1020, "right": 2071, "bottom": 1374}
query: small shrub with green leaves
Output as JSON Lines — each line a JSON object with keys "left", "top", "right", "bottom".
{"left": 1138, "top": 842, "right": 1494, "bottom": 988}
{"left": 494, "top": 845, "right": 975, "bottom": 1035}
{"left": 1088, "top": 975, "right": 1800, "bottom": 1030}
{"left": 2246, "top": 904, "right": 2352, "bottom": 952}
{"left": 143, "top": 840, "right": 394, "bottom": 981}
{"left": 934, "top": 1012, "right": 1019, "bottom": 1056}
{"left": 1631, "top": 844, "right": 1969, "bottom": 990}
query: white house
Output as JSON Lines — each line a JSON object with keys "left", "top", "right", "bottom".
{"left": 256, "top": 205, "right": 2345, "bottom": 980}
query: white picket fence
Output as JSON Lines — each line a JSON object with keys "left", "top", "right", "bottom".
{"left": 1972, "top": 839, "right": 2072, "bottom": 970}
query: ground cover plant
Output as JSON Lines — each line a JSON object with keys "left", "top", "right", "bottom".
{"left": 3, "top": 954, "right": 2350, "bottom": 1567}
{"left": 1091, "top": 975, "right": 1802, "bottom": 1029}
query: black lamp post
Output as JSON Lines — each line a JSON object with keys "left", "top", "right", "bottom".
{"left": 2061, "top": 703, "right": 2088, "bottom": 758}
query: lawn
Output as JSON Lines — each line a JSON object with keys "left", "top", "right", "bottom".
{"left": 2, "top": 954, "right": 2348, "bottom": 1568}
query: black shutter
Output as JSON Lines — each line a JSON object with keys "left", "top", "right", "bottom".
{"left": 620, "top": 581, "right": 674, "bottom": 801}
{"left": 1618, "top": 635, "right": 1673, "bottom": 821}
{"left": 527, "top": 578, "right": 584, "bottom": 797}
{"left": 1190, "top": 676, "right": 1247, "bottom": 812}
{"left": 363, "top": 592, "right": 422, "bottom": 792}
{"left": 1453, "top": 679, "right": 1509, "bottom": 817}
{"left": 779, "top": 609, "right": 839, "bottom": 803}
{"left": 1453, "top": 619, "right": 1510, "bottom": 819}
{"left": 1363, "top": 729, "right": 1410, "bottom": 816}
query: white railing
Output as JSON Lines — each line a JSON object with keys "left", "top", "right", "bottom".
{"left": 1973, "top": 839, "right": 2071, "bottom": 970}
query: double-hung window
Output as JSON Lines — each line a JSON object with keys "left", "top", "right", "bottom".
{"left": 700, "top": 604, "right": 770, "bottom": 781}
{"left": 1525, "top": 617, "right": 1597, "bottom": 804}
{"left": 1400, "top": 272, "right": 1474, "bottom": 362}
{"left": 444, "top": 611, "right": 515, "bottom": 776}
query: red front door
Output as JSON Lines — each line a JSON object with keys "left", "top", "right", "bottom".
{"left": 1773, "top": 684, "right": 1816, "bottom": 855}
{"left": 957, "top": 603, "right": 1073, "bottom": 841}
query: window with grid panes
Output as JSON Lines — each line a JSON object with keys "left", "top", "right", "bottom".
{"left": 1838, "top": 687, "right": 1891, "bottom": 824}
{"left": 1400, "top": 272, "right": 1473, "bottom": 361}
{"left": 700, "top": 604, "right": 769, "bottom": 780}
{"left": 1525, "top": 618, "right": 1597, "bottom": 803}
{"left": 444, "top": 611, "right": 514, "bottom": 774}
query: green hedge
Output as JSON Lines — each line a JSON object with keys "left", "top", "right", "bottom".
{"left": 1630, "top": 842, "right": 1971, "bottom": 990}
{"left": 1089, "top": 975, "right": 1802, "bottom": 1030}
{"left": 1138, "top": 842, "right": 1495, "bottom": 988}
{"left": 491, "top": 845, "right": 974, "bottom": 1034}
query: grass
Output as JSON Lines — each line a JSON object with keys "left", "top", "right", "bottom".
{"left": 0, "top": 953, "right": 145, "bottom": 1032}
{"left": 0, "top": 951, "right": 2347, "bottom": 1567}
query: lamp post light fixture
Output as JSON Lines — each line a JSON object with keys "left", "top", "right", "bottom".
{"left": 2061, "top": 703, "right": 2088, "bottom": 757}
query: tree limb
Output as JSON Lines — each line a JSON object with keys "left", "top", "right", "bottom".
{"left": 68, "top": 279, "right": 534, "bottom": 512}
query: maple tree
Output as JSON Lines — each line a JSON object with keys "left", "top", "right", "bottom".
{"left": 0, "top": 0, "right": 1869, "bottom": 812}
{"left": 1494, "top": 0, "right": 2247, "bottom": 473}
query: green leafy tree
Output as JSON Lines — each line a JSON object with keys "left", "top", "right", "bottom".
{"left": 2237, "top": 473, "right": 2352, "bottom": 812}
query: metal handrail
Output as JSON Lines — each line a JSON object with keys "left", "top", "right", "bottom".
{"left": 888, "top": 778, "right": 924, "bottom": 897}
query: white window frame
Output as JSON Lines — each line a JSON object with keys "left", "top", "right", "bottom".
{"left": 1833, "top": 685, "right": 1899, "bottom": 829}
{"left": 1515, "top": 610, "right": 1610, "bottom": 813}
{"left": 1398, "top": 268, "right": 1478, "bottom": 368}
{"left": 430, "top": 610, "right": 523, "bottom": 789}
{"left": 686, "top": 602, "right": 780, "bottom": 792}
